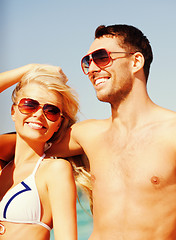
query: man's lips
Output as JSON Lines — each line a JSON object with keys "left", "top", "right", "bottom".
{"left": 94, "top": 77, "right": 110, "bottom": 86}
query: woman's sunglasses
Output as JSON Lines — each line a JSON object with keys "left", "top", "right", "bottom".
{"left": 17, "top": 98, "right": 63, "bottom": 122}
{"left": 81, "top": 48, "right": 134, "bottom": 75}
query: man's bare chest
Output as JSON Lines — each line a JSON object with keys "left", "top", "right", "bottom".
{"left": 88, "top": 130, "right": 176, "bottom": 191}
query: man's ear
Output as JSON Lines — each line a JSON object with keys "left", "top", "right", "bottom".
{"left": 132, "top": 52, "right": 145, "bottom": 74}
{"left": 11, "top": 105, "right": 16, "bottom": 122}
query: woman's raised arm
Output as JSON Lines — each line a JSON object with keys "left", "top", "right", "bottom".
{"left": 0, "top": 64, "right": 38, "bottom": 161}
{"left": 0, "top": 64, "right": 37, "bottom": 93}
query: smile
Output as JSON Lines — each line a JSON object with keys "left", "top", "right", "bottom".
{"left": 26, "top": 122, "right": 46, "bottom": 130}
{"left": 95, "top": 77, "right": 110, "bottom": 86}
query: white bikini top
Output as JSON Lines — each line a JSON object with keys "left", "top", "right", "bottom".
{"left": 0, "top": 154, "right": 51, "bottom": 231}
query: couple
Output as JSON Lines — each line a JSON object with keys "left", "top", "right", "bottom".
{"left": 1, "top": 24, "right": 176, "bottom": 240}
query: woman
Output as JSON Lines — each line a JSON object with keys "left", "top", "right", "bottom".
{"left": 0, "top": 64, "right": 84, "bottom": 239}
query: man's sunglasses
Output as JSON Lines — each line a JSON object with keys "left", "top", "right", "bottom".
{"left": 17, "top": 98, "right": 63, "bottom": 122}
{"left": 81, "top": 48, "right": 134, "bottom": 75}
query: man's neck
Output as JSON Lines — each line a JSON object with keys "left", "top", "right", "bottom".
{"left": 110, "top": 81, "right": 155, "bottom": 131}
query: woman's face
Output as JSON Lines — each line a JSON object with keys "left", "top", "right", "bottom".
{"left": 12, "top": 83, "right": 63, "bottom": 144}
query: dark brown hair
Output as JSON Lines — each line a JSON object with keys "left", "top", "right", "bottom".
{"left": 95, "top": 24, "right": 153, "bottom": 82}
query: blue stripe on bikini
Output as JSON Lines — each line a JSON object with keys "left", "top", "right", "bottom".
{"left": 3, "top": 181, "right": 31, "bottom": 218}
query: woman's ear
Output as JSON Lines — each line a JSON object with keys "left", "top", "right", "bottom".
{"left": 55, "top": 116, "right": 64, "bottom": 133}
{"left": 11, "top": 105, "right": 16, "bottom": 122}
{"left": 132, "top": 52, "right": 145, "bottom": 74}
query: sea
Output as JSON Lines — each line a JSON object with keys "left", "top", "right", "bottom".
{"left": 50, "top": 191, "right": 93, "bottom": 240}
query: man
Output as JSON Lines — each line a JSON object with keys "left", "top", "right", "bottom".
{"left": 1, "top": 24, "right": 176, "bottom": 240}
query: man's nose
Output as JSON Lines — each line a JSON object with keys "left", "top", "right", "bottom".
{"left": 88, "top": 58, "right": 101, "bottom": 74}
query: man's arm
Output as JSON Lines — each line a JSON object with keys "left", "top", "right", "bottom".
{"left": 0, "top": 133, "right": 16, "bottom": 162}
{"left": 0, "top": 125, "right": 83, "bottom": 162}
{"left": 46, "top": 125, "right": 84, "bottom": 158}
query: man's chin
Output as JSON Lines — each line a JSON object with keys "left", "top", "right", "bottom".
{"left": 96, "top": 93, "right": 110, "bottom": 103}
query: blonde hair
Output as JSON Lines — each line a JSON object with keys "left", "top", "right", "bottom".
{"left": 12, "top": 64, "right": 79, "bottom": 144}
{"left": 69, "top": 155, "right": 93, "bottom": 213}
{"left": 12, "top": 64, "right": 92, "bottom": 211}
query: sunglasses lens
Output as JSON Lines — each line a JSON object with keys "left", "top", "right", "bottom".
{"left": 81, "top": 55, "right": 90, "bottom": 74}
{"left": 43, "top": 104, "right": 61, "bottom": 122}
{"left": 93, "top": 49, "right": 110, "bottom": 66}
{"left": 18, "top": 98, "right": 61, "bottom": 122}
{"left": 18, "top": 98, "right": 39, "bottom": 114}
{"left": 81, "top": 49, "right": 110, "bottom": 75}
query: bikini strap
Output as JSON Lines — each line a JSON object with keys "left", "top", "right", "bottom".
{"left": 32, "top": 154, "right": 45, "bottom": 176}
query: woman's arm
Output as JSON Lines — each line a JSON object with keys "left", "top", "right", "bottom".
{"left": 0, "top": 64, "right": 37, "bottom": 93}
{"left": 0, "top": 64, "right": 38, "bottom": 160}
{"left": 47, "top": 159, "right": 77, "bottom": 240}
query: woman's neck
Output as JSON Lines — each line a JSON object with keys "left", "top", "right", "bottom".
{"left": 14, "top": 134, "right": 45, "bottom": 165}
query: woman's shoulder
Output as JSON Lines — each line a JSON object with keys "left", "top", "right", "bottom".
{"left": 42, "top": 157, "right": 74, "bottom": 180}
{"left": 37, "top": 157, "right": 76, "bottom": 206}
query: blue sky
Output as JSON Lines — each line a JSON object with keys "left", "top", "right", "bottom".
{"left": 1, "top": 0, "right": 176, "bottom": 134}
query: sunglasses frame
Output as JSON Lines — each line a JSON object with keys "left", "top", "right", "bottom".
{"left": 17, "top": 98, "right": 63, "bottom": 122}
{"left": 81, "top": 48, "right": 134, "bottom": 75}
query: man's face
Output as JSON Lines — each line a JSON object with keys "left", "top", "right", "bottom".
{"left": 87, "top": 36, "right": 134, "bottom": 104}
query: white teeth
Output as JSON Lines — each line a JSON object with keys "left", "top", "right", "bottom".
{"left": 95, "top": 78, "right": 108, "bottom": 86}
{"left": 27, "top": 122, "right": 43, "bottom": 129}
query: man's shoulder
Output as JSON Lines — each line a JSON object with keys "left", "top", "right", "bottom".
{"left": 159, "top": 108, "right": 176, "bottom": 123}
{"left": 71, "top": 118, "right": 110, "bottom": 141}
{"left": 154, "top": 107, "right": 176, "bottom": 132}
{"left": 73, "top": 118, "right": 109, "bottom": 127}
{"left": 72, "top": 118, "right": 109, "bottom": 132}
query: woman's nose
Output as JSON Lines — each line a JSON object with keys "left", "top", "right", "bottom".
{"left": 32, "top": 107, "right": 45, "bottom": 119}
